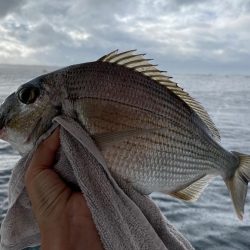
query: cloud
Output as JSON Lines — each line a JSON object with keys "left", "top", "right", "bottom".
{"left": 0, "top": 0, "right": 27, "bottom": 18}
{"left": 0, "top": 0, "right": 249, "bottom": 74}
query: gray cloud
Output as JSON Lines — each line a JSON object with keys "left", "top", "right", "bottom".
{"left": 26, "top": 23, "right": 71, "bottom": 48}
{"left": 0, "top": 0, "right": 27, "bottom": 18}
{"left": 0, "top": 0, "right": 249, "bottom": 74}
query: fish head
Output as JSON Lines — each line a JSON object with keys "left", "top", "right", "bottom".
{"left": 0, "top": 72, "right": 62, "bottom": 154}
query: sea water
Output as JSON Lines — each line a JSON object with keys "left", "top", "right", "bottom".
{"left": 0, "top": 64, "right": 250, "bottom": 250}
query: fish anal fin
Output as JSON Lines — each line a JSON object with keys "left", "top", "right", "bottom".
{"left": 168, "top": 175, "right": 214, "bottom": 202}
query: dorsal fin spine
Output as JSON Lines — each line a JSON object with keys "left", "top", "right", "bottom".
{"left": 106, "top": 50, "right": 136, "bottom": 63}
{"left": 114, "top": 54, "right": 146, "bottom": 64}
{"left": 132, "top": 64, "right": 158, "bottom": 69}
{"left": 98, "top": 49, "right": 118, "bottom": 61}
{"left": 123, "top": 59, "right": 153, "bottom": 66}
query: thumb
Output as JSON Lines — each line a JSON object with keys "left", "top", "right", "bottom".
{"left": 25, "top": 127, "right": 60, "bottom": 182}
{"left": 25, "top": 128, "right": 71, "bottom": 221}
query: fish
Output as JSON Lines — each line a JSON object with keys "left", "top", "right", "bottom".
{"left": 0, "top": 50, "right": 249, "bottom": 220}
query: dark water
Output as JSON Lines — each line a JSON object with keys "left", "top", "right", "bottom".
{"left": 0, "top": 65, "right": 250, "bottom": 249}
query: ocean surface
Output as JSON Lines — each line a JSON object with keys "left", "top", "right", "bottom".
{"left": 0, "top": 64, "right": 250, "bottom": 250}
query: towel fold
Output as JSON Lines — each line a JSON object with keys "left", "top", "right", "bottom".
{"left": 0, "top": 116, "right": 193, "bottom": 250}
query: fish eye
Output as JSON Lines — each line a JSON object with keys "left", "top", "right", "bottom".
{"left": 17, "top": 85, "right": 40, "bottom": 104}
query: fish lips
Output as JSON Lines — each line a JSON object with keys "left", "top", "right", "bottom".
{"left": 0, "top": 92, "right": 16, "bottom": 134}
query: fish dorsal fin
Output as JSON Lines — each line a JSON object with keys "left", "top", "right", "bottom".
{"left": 98, "top": 50, "right": 220, "bottom": 142}
{"left": 169, "top": 175, "right": 214, "bottom": 202}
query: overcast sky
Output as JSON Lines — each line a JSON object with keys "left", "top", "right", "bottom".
{"left": 0, "top": 0, "right": 249, "bottom": 74}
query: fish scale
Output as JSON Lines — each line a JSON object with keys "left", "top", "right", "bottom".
{"left": 65, "top": 63, "right": 188, "bottom": 118}
{"left": 64, "top": 60, "right": 241, "bottom": 186}
{"left": 73, "top": 94, "right": 235, "bottom": 189}
{"left": 102, "top": 134, "right": 214, "bottom": 191}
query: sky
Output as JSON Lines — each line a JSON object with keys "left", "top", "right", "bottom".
{"left": 0, "top": 0, "right": 249, "bottom": 74}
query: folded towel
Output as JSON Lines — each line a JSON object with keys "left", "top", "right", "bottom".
{"left": 0, "top": 116, "right": 193, "bottom": 250}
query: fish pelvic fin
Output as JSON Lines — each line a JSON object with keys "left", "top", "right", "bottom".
{"left": 225, "top": 152, "right": 250, "bottom": 220}
{"left": 168, "top": 175, "right": 214, "bottom": 202}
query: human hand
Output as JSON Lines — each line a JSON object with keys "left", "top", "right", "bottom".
{"left": 25, "top": 128, "right": 104, "bottom": 250}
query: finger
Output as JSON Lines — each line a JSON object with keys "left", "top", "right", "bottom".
{"left": 24, "top": 127, "right": 71, "bottom": 220}
{"left": 31, "top": 127, "right": 60, "bottom": 169}
{"left": 25, "top": 127, "right": 60, "bottom": 184}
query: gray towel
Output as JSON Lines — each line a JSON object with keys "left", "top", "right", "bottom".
{"left": 0, "top": 116, "right": 194, "bottom": 250}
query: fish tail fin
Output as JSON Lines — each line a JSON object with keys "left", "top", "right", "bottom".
{"left": 225, "top": 152, "right": 250, "bottom": 220}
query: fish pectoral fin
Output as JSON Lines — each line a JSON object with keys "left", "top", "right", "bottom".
{"left": 168, "top": 175, "right": 214, "bottom": 202}
{"left": 93, "top": 129, "right": 144, "bottom": 150}
{"left": 93, "top": 127, "right": 168, "bottom": 150}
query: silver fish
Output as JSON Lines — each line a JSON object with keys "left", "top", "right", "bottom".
{"left": 0, "top": 50, "right": 249, "bottom": 219}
